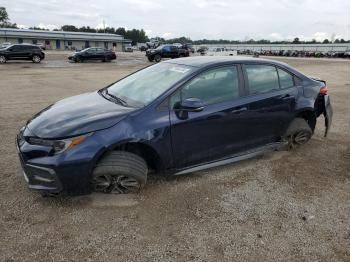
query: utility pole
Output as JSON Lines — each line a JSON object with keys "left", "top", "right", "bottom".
{"left": 103, "top": 19, "right": 106, "bottom": 33}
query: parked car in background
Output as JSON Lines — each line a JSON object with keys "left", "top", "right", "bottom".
{"left": 0, "top": 44, "right": 45, "bottom": 63}
{"left": 16, "top": 56, "right": 332, "bottom": 196}
{"left": 206, "top": 47, "right": 237, "bottom": 56}
{"left": 125, "top": 45, "right": 133, "bottom": 52}
{"left": 68, "top": 47, "right": 116, "bottom": 62}
{"left": 196, "top": 46, "right": 208, "bottom": 55}
{"left": 183, "top": 43, "right": 195, "bottom": 53}
{"left": 139, "top": 45, "right": 148, "bottom": 52}
{"left": 146, "top": 44, "right": 189, "bottom": 62}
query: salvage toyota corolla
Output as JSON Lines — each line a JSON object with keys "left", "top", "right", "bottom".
{"left": 16, "top": 57, "right": 333, "bottom": 196}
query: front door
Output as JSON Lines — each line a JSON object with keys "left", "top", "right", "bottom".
{"left": 170, "top": 65, "right": 250, "bottom": 169}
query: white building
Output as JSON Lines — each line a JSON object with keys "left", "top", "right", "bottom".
{"left": 0, "top": 28, "right": 131, "bottom": 51}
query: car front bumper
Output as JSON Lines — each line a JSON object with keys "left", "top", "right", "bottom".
{"left": 15, "top": 132, "right": 101, "bottom": 196}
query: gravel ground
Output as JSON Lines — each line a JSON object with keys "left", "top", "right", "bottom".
{"left": 0, "top": 52, "right": 349, "bottom": 261}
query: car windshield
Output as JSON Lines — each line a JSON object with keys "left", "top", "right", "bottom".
{"left": 106, "top": 62, "right": 195, "bottom": 107}
{"left": 156, "top": 45, "right": 165, "bottom": 50}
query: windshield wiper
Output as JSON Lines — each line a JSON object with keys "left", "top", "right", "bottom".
{"left": 104, "top": 89, "right": 128, "bottom": 106}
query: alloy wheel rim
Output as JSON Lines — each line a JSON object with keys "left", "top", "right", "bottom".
{"left": 0, "top": 56, "right": 5, "bottom": 63}
{"left": 92, "top": 174, "right": 140, "bottom": 194}
{"left": 33, "top": 56, "right": 40, "bottom": 62}
{"left": 293, "top": 131, "right": 311, "bottom": 145}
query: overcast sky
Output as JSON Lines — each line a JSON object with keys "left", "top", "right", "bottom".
{"left": 1, "top": 0, "right": 350, "bottom": 41}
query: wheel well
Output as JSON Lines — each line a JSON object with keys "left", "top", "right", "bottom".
{"left": 112, "top": 142, "right": 163, "bottom": 172}
{"left": 296, "top": 110, "right": 317, "bottom": 132}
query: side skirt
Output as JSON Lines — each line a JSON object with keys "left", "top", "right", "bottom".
{"left": 174, "top": 142, "right": 287, "bottom": 175}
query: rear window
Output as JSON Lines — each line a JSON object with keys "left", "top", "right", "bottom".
{"left": 245, "top": 65, "right": 279, "bottom": 94}
{"left": 277, "top": 68, "right": 294, "bottom": 89}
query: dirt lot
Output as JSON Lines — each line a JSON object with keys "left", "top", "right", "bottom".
{"left": 0, "top": 52, "right": 349, "bottom": 261}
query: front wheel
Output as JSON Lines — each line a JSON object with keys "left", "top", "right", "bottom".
{"left": 285, "top": 118, "right": 313, "bottom": 147}
{"left": 75, "top": 56, "right": 83, "bottom": 63}
{"left": 32, "top": 55, "right": 41, "bottom": 63}
{"left": 154, "top": 54, "right": 162, "bottom": 63}
{"left": 103, "top": 56, "right": 111, "bottom": 62}
{"left": 0, "top": 55, "right": 6, "bottom": 64}
{"left": 91, "top": 151, "right": 148, "bottom": 194}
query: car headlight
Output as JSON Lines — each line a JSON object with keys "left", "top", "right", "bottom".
{"left": 27, "top": 133, "right": 93, "bottom": 154}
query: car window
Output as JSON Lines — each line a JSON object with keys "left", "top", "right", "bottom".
{"left": 163, "top": 46, "right": 171, "bottom": 52}
{"left": 171, "top": 66, "right": 239, "bottom": 107}
{"left": 245, "top": 65, "right": 280, "bottom": 94}
{"left": 12, "top": 45, "right": 27, "bottom": 51}
{"left": 277, "top": 68, "right": 294, "bottom": 89}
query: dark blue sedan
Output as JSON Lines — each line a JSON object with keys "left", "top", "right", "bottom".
{"left": 16, "top": 56, "right": 333, "bottom": 196}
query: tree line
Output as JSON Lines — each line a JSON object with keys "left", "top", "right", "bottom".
{"left": 1, "top": 6, "right": 349, "bottom": 45}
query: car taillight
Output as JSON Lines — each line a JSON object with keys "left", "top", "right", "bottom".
{"left": 320, "top": 86, "right": 328, "bottom": 95}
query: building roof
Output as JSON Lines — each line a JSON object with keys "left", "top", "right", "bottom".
{"left": 0, "top": 28, "right": 131, "bottom": 42}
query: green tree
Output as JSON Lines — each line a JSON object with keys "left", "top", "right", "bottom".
{"left": 0, "top": 7, "right": 9, "bottom": 23}
{"left": 292, "top": 37, "right": 300, "bottom": 44}
{"left": 0, "top": 7, "right": 17, "bottom": 28}
{"left": 61, "top": 25, "right": 79, "bottom": 32}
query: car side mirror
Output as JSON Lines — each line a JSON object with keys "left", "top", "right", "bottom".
{"left": 180, "top": 98, "right": 204, "bottom": 112}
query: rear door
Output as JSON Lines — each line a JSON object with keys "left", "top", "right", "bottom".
{"left": 242, "top": 64, "right": 298, "bottom": 146}
{"left": 162, "top": 46, "right": 172, "bottom": 58}
{"left": 170, "top": 65, "right": 253, "bottom": 169}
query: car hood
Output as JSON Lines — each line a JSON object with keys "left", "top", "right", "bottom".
{"left": 26, "top": 91, "right": 136, "bottom": 139}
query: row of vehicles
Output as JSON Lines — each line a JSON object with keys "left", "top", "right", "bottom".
{"left": 238, "top": 49, "right": 350, "bottom": 58}
{"left": 0, "top": 44, "right": 117, "bottom": 64}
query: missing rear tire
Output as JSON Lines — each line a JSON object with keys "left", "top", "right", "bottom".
{"left": 285, "top": 118, "right": 312, "bottom": 148}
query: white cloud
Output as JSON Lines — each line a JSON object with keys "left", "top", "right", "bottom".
{"left": 162, "top": 32, "right": 173, "bottom": 39}
{"left": 95, "top": 22, "right": 109, "bottom": 30}
{"left": 17, "top": 24, "right": 29, "bottom": 29}
{"left": 37, "top": 23, "right": 58, "bottom": 30}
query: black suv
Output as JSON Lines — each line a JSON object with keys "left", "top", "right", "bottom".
{"left": 68, "top": 47, "right": 117, "bottom": 63}
{"left": 146, "top": 44, "right": 189, "bottom": 62}
{"left": 0, "top": 44, "right": 45, "bottom": 63}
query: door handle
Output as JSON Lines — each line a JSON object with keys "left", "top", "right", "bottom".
{"left": 280, "top": 94, "right": 295, "bottom": 100}
{"left": 231, "top": 107, "right": 248, "bottom": 114}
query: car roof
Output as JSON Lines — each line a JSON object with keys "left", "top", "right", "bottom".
{"left": 164, "top": 56, "right": 306, "bottom": 79}
{"left": 164, "top": 56, "right": 289, "bottom": 68}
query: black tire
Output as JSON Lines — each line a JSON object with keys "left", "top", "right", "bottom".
{"left": 154, "top": 54, "right": 162, "bottom": 63}
{"left": 91, "top": 151, "right": 148, "bottom": 194}
{"left": 147, "top": 56, "right": 154, "bottom": 62}
{"left": 0, "top": 55, "right": 6, "bottom": 64}
{"left": 285, "top": 118, "right": 312, "bottom": 147}
{"left": 32, "top": 55, "right": 41, "bottom": 63}
{"left": 103, "top": 56, "right": 111, "bottom": 62}
{"left": 75, "top": 56, "right": 83, "bottom": 63}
